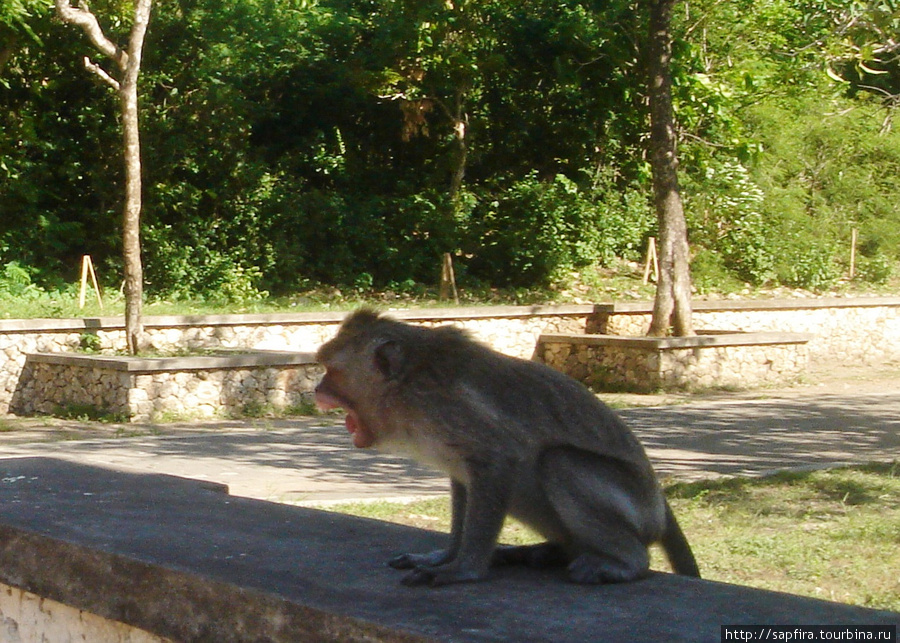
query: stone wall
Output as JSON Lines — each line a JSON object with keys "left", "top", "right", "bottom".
{"left": 12, "top": 352, "right": 323, "bottom": 422}
{"left": 537, "top": 332, "right": 811, "bottom": 393}
{"left": 593, "top": 298, "right": 900, "bottom": 364}
{"left": 0, "top": 306, "right": 591, "bottom": 416}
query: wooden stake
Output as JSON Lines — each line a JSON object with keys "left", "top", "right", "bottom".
{"left": 849, "top": 228, "right": 858, "bottom": 279}
{"left": 79, "top": 255, "right": 104, "bottom": 310}
{"left": 439, "top": 252, "right": 459, "bottom": 304}
{"left": 643, "top": 237, "right": 659, "bottom": 285}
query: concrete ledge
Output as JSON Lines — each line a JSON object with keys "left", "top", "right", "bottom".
{"left": 0, "top": 458, "right": 895, "bottom": 642}
{"left": 540, "top": 331, "right": 813, "bottom": 350}
{"left": 594, "top": 297, "right": 900, "bottom": 313}
{"left": 24, "top": 349, "right": 318, "bottom": 372}
{"left": 1, "top": 298, "right": 896, "bottom": 334}
{"left": 0, "top": 305, "right": 595, "bottom": 334}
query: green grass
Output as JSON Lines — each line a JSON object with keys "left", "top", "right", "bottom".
{"left": 52, "top": 404, "right": 130, "bottom": 424}
{"left": 3, "top": 260, "right": 900, "bottom": 320}
{"left": 327, "top": 462, "right": 900, "bottom": 612}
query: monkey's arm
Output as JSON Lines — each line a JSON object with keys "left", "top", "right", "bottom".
{"left": 388, "top": 480, "right": 467, "bottom": 571}
{"left": 396, "top": 460, "right": 513, "bottom": 587}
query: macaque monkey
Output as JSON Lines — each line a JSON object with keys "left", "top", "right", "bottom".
{"left": 315, "top": 309, "right": 700, "bottom": 587}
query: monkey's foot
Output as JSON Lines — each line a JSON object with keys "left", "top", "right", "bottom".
{"left": 491, "top": 543, "right": 569, "bottom": 569}
{"left": 567, "top": 553, "right": 649, "bottom": 584}
{"left": 388, "top": 549, "right": 452, "bottom": 570}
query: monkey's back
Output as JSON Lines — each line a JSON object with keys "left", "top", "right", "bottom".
{"left": 395, "top": 327, "right": 658, "bottom": 480}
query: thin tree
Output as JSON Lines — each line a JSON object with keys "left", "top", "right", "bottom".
{"left": 647, "top": 0, "right": 694, "bottom": 337}
{"left": 55, "top": 0, "right": 151, "bottom": 354}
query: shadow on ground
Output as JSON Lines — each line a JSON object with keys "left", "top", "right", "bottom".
{"left": 622, "top": 393, "right": 900, "bottom": 480}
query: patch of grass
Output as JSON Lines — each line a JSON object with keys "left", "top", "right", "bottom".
{"left": 53, "top": 404, "right": 130, "bottom": 424}
{"left": 327, "top": 463, "right": 900, "bottom": 612}
{"left": 232, "top": 399, "right": 320, "bottom": 420}
{"left": 664, "top": 462, "right": 900, "bottom": 611}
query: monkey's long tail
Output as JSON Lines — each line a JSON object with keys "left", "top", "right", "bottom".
{"left": 661, "top": 500, "right": 701, "bottom": 578}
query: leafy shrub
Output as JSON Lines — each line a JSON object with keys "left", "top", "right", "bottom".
{"left": 685, "top": 159, "right": 775, "bottom": 285}
{"left": 745, "top": 98, "right": 900, "bottom": 288}
{"left": 143, "top": 225, "right": 269, "bottom": 303}
{"left": 0, "top": 261, "right": 40, "bottom": 297}
{"left": 465, "top": 171, "right": 653, "bottom": 287}
{"left": 690, "top": 248, "right": 745, "bottom": 293}
{"left": 855, "top": 253, "right": 893, "bottom": 284}
{"left": 778, "top": 243, "right": 840, "bottom": 291}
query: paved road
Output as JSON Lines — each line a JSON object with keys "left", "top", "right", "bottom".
{"left": 2, "top": 390, "right": 898, "bottom": 504}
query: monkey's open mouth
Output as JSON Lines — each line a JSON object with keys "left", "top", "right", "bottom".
{"left": 314, "top": 392, "right": 376, "bottom": 449}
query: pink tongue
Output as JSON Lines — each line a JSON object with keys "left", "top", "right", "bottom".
{"left": 315, "top": 392, "right": 375, "bottom": 448}
{"left": 345, "top": 410, "right": 375, "bottom": 449}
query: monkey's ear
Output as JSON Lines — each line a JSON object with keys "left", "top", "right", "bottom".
{"left": 373, "top": 339, "right": 405, "bottom": 379}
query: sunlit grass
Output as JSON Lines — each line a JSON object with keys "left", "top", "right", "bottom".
{"left": 327, "top": 462, "right": 900, "bottom": 612}
{"left": 3, "top": 261, "right": 899, "bottom": 321}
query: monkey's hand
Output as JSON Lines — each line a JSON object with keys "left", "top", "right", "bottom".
{"left": 388, "top": 549, "right": 452, "bottom": 570}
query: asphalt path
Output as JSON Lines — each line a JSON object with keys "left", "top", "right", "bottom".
{"left": 2, "top": 390, "right": 898, "bottom": 504}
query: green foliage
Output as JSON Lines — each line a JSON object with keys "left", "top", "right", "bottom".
{"left": 143, "top": 224, "right": 269, "bottom": 304}
{"left": 2, "top": 0, "right": 900, "bottom": 300}
{"left": 0, "top": 261, "right": 41, "bottom": 298}
{"left": 779, "top": 241, "right": 842, "bottom": 291}
{"left": 685, "top": 160, "right": 774, "bottom": 285}
{"left": 690, "top": 249, "right": 745, "bottom": 294}
{"left": 467, "top": 171, "right": 653, "bottom": 286}
{"left": 78, "top": 331, "right": 102, "bottom": 353}
{"left": 856, "top": 252, "right": 893, "bottom": 284}
{"left": 824, "top": 1, "right": 900, "bottom": 103}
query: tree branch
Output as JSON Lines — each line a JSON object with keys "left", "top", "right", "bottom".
{"left": 121, "top": 0, "right": 152, "bottom": 90}
{"left": 83, "top": 55, "right": 120, "bottom": 90}
{"left": 54, "top": 0, "right": 128, "bottom": 71}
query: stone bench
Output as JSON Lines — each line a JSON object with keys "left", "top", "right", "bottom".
{"left": 536, "top": 331, "right": 813, "bottom": 392}
{"left": 0, "top": 458, "right": 895, "bottom": 642}
{"left": 10, "top": 350, "right": 322, "bottom": 422}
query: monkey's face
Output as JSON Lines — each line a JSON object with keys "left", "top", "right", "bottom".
{"left": 315, "top": 314, "right": 400, "bottom": 449}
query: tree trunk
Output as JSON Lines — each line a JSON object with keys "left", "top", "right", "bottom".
{"left": 56, "top": 0, "right": 151, "bottom": 354}
{"left": 448, "top": 105, "right": 467, "bottom": 209}
{"left": 0, "top": 33, "right": 17, "bottom": 75}
{"left": 647, "top": 0, "right": 694, "bottom": 338}
{"left": 121, "top": 0, "right": 151, "bottom": 354}
{"left": 439, "top": 92, "right": 467, "bottom": 303}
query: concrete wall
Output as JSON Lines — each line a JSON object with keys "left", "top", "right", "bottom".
{"left": 2, "top": 458, "right": 895, "bottom": 643}
{"left": 537, "top": 332, "right": 811, "bottom": 392}
{"left": 0, "top": 583, "right": 171, "bottom": 643}
{"left": 593, "top": 297, "right": 900, "bottom": 364}
{"left": 11, "top": 352, "right": 323, "bottom": 422}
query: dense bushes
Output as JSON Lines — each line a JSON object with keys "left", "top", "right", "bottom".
{"left": 465, "top": 171, "right": 653, "bottom": 286}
